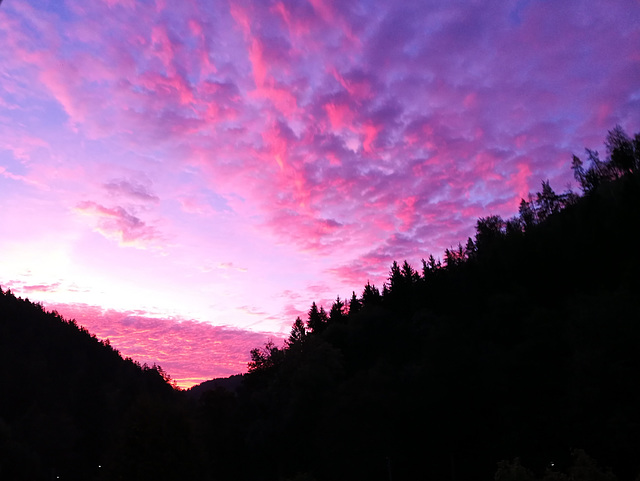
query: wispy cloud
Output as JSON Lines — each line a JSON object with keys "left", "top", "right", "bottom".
{"left": 75, "top": 201, "right": 161, "bottom": 248}
{"left": 8, "top": 281, "right": 63, "bottom": 294}
{"left": 103, "top": 179, "right": 159, "bottom": 203}
{"left": 217, "top": 262, "right": 248, "bottom": 273}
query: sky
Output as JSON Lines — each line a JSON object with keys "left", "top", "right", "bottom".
{"left": 1, "top": 0, "right": 639, "bottom": 388}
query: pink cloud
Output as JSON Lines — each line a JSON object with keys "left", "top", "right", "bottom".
{"left": 103, "top": 0, "right": 136, "bottom": 8}
{"left": 331, "top": 68, "right": 375, "bottom": 101}
{"left": 177, "top": 196, "right": 215, "bottom": 216}
{"left": 508, "top": 161, "right": 534, "bottom": 201}
{"left": 308, "top": 0, "right": 333, "bottom": 23}
{"left": 228, "top": 4, "right": 303, "bottom": 116}
{"left": 248, "top": 37, "right": 268, "bottom": 88}
{"left": 395, "top": 196, "right": 419, "bottom": 232}
{"left": 272, "top": 1, "right": 313, "bottom": 39}
{"left": 325, "top": 101, "right": 355, "bottom": 131}
{"left": 230, "top": 3, "right": 252, "bottom": 37}
{"left": 75, "top": 201, "right": 161, "bottom": 248}
{"left": 252, "top": 84, "right": 299, "bottom": 117}
{"left": 0, "top": 165, "right": 46, "bottom": 189}
{"left": 217, "top": 262, "right": 248, "bottom": 273}
{"left": 19, "top": 282, "right": 62, "bottom": 293}
{"left": 308, "top": 0, "right": 360, "bottom": 47}
{"left": 150, "top": 24, "right": 176, "bottom": 74}
{"left": 361, "top": 122, "right": 380, "bottom": 153}
{"left": 44, "top": 302, "right": 278, "bottom": 388}
{"left": 137, "top": 70, "right": 195, "bottom": 107}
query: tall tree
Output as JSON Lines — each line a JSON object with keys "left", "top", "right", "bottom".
{"left": 605, "top": 125, "right": 637, "bottom": 176}
{"left": 362, "top": 281, "right": 381, "bottom": 306}
{"left": 286, "top": 317, "right": 307, "bottom": 348}
{"left": 582, "top": 148, "right": 609, "bottom": 191}
{"left": 519, "top": 197, "right": 537, "bottom": 229}
{"left": 444, "top": 248, "right": 456, "bottom": 268}
{"left": 572, "top": 155, "right": 587, "bottom": 192}
{"left": 401, "top": 260, "right": 420, "bottom": 283}
{"left": 307, "top": 302, "right": 328, "bottom": 333}
{"left": 465, "top": 237, "right": 477, "bottom": 260}
{"left": 388, "top": 261, "right": 403, "bottom": 292}
{"left": 536, "top": 180, "right": 560, "bottom": 221}
{"left": 348, "top": 291, "right": 361, "bottom": 316}
{"left": 422, "top": 254, "right": 441, "bottom": 281}
{"left": 329, "top": 296, "right": 346, "bottom": 324}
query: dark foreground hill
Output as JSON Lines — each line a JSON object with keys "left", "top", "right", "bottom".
{"left": 186, "top": 374, "right": 244, "bottom": 399}
{"left": 2, "top": 126, "right": 640, "bottom": 480}
{"left": 0, "top": 292, "right": 203, "bottom": 480}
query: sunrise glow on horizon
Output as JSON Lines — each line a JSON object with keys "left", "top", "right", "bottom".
{"left": 1, "top": 0, "right": 638, "bottom": 387}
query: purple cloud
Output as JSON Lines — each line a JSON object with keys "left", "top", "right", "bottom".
{"left": 104, "top": 179, "right": 159, "bottom": 203}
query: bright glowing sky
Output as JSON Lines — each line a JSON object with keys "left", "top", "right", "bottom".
{"left": 1, "top": 0, "right": 639, "bottom": 387}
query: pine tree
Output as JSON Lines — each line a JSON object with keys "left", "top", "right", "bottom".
{"left": 362, "top": 281, "right": 381, "bottom": 306}
{"left": 401, "top": 260, "right": 419, "bottom": 283}
{"left": 388, "top": 261, "right": 403, "bottom": 292}
{"left": 329, "top": 296, "right": 346, "bottom": 324}
{"left": 348, "top": 291, "right": 361, "bottom": 316}
{"left": 307, "top": 302, "right": 328, "bottom": 333}
{"left": 428, "top": 254, "right": 440, "bottom": 271}
{"left": 465, "top": 237, "right": 477, "bottom": 260}
{"left": 444, "top": 248, "right": 455, "bottom": 268}
{"left": 286, "top": 317, "right": 307, "bottom": 348}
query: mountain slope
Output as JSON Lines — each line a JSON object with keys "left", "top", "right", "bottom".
{"left": 226, "top": 171, "right": 640, "bottom": 481}
{"left": 0, "top": 291, "right": 201, "bottom": 481}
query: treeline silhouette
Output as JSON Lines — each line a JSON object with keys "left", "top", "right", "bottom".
{"left": 1, "top": 125, "right": 639, "bottom": 480}
{"left": 234, "top": 125, "right": 640, "bottom": 480}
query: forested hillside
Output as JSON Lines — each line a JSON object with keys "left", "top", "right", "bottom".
{"left": 221, "top": 125, "right": 640, "bottom": 481}
{"left": 0, "top": 292, "right": 203, "bottom": 480}
{"left": 2, "top": 126, "right": 640, "bottom": 480}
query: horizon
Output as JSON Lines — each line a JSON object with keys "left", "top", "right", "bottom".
{"left": 1, "top": 0, "right": 639, "bottom": 387}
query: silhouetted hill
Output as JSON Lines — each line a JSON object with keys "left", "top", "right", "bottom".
{"left": 0, "top": 291, "right": 202, "bottom": 480}
{"left": 186, "top": 374, "right": 244, "bottom": 399}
